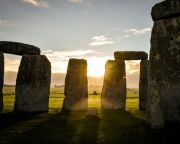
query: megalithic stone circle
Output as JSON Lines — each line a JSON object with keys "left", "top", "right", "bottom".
{"left": 62, "top": 59, "right": 88, "bottom": 111}
{"left": 101, "top": 60, "right": 126, "bottom": 110}
{"left": 146, "top": 0, "right": 180, "bottom": 128}
{"left": 0, "top": 52, "right": 4, "bottom": 112}
{"left": 15, "top": 55, "right": 51, "bottom": 112}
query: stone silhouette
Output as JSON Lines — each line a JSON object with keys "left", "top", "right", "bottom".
{"left": 0, "top": 41, "right": 40, "bottom": 55}
{"left": 15, "top": 55, "right": 51, "bottom": 112}
{"left": 0, "top": 52, "right": 4, "bottom": 112}
{"left": 0, "top": 41, "right": 49, "bottom": 112}
{"left": 114, "top": 51, "right": 148, "bottom": 60}
{"left": 62, "top": 59, "right": 88, "bottom": 111}
{"left": 139, "top": 60, "right": 149, "bottom": 111}
{"left": 101, "top": 60, "right": 126, "bottom": 110}
{"left": 146, "top": 0, "right": 180, "bottom": 128}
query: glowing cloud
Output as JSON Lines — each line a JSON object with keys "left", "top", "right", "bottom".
{"left": 89, "top": 35, "right": 114, "bottom": 46}
{"left": 68, "top": 0, "right": 84, "bottom": 3}
{"left": 22, "top": 0, "right": 49, "bottom": 8}
{"left": 124, "top": 27, "right": 151, "bottom": 38}
{"left": 42, "top": 49, "right": 98, "bottom": 73}
{"left": 0, "top": 19, "right": 15, "bottom": 28}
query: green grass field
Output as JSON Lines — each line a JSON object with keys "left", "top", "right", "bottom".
{"left": 0, "top": 87, "right": 178, "bottom": 144}
{"left": 2, "top": 87, "right": 140, "bottom": 112}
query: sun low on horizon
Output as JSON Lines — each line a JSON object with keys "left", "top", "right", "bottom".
{"left": 87, "top": 56, "right": 109, "bottom": 77}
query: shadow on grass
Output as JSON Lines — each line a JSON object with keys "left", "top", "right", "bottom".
{"left": 5, "top": 111, "right": 86, "bottom": 144}
{"left": 0, "top": 112, "right": 41, "bottom": 130}
{"left": 0, "top": 110, "right": 180, "bottom": 144}
{"left": 100, "top": 110, "right": 180, "bottom": 144}
{"left": 75, "top": 115, "right": 100, "bottom": 144}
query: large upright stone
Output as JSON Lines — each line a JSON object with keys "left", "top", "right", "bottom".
{"left": 114, "top": 51, "right": 148, "bottom": 60}
{"left": 0, "top": 41, "right": 40, "bottom": 55}
{"left": 146, "top": 0, "right": 180, "bottom": 128}
{"left": 139, "top": 60, "right": 149, "bottom": 111}
{"left": 101, "top": 60, "right": 126, "bottom": 110}
{"left": 15, "top": 55, "right": 51, "bottom": 112}
{"left": 0, "top": 52, "right": 4, "bottom": 112}
{"left": 62, "top": 59, "right": 88, "bottom": 111}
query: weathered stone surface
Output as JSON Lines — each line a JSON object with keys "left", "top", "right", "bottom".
{"left": 101, "top": 60, "right": 126, "bottom": 110}
{"left": 0, "top": 41, "right": 40, "bottom": 55}
{"left": 15, "top": 55, "right": 51, "bottom": 112}
{"left": 114, "top": 51, "right": 148, "bottom": 60}
{"left": 146, "top": 3, "right": 180, "bottom": 128}
{"left": 139, "top": 60, "right": 149, "bottom": 111}
{"left": 62, "top": 59, "right": 88, "bottom": 111}
{"left": 152, "top": 0, "right": 180, "bottom": 21}
{"left": 0, "top": 52, "right": 4, "bottom": 112}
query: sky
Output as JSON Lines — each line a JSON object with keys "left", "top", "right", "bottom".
{"left": 0, "top": 0, "right": 163, "bottom": 87}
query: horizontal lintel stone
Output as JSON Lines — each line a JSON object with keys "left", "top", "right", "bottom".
{"left": 114, "top": 51, "right": 148, "bottom": 60}
{"left": 152, "top": 0, "right": 180, "bottom": 21}
{"left": 0, "top": 41, "right": 41, "bottom": 55}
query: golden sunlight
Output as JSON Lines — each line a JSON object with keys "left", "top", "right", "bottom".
{"left": 87, "top": 56, "right": 111, "bottom": 77}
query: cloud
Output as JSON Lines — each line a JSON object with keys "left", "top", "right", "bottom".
{"left": 4, "top": 56, "right": 21, "bottom": 72}
{"left": 126, "top": 61, "right": 140, "bottom": 75}
{"left": 125, "top": 61, "right": 140, "bottom": 88}
{"left": 42, "top": 49, "right": 99, "bottom": 73}
{"left": 124, "top": 27, "right": 151, "bottom": 38}
{"left": 0, "top": 20, "right": 15, "bottom": 28}
{"left": 68, "top": 0, "right": 84, "bottom": 4}
{"left": 42, "top": 49, "right": 113, "bottom": 77}
{"left": 3, "top": 52, "right": 141, "bottom": 88}
{"left": 22, "top": 0, "right": 49, "bottom": 8}
{"left": 89, "top": 35, "right": 114, "bottom": 46}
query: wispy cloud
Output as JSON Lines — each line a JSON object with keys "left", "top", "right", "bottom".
{"left": 22, "top": 0, "right": 49, "bottom": 8}
{"left": 68, "top": 0, "right": 84, "bottom": 4}
{"left": 42, "top": 49, "right": 113, "bottom": 77}
{"left": 42, "top": 49, "right": 98, "bottom": 73}
{"left": 89, "top": 35, "right": 114, "bottom": 46}
{"left": 4, "top": 51, "right": 141, "bottom": 87}
{"left": 0, "top": 20, "right": 15, "bottom": 28}
{"left": 125, "top": 61, "right": 140, "bottom": 88}
{"left": 124, "top": 27, "right": 151, "bottom": 38}
{"left": 4, "top": 56, "right": 21, "bottom": 72}
{"left": 126, "top": 61, "right": 140, "bottom": 75}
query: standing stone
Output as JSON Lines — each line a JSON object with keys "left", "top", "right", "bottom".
{"left": 15, "top": 55, "right": 51, "bottom": 112}
{"left": 62, "top": 59, "right": 88, "bottom": 111}
{"left": 146, "top": 0, "right": 180, "bottom": 128}
{"left": 139, "top": 60, "right": 149, "bottom": 111}
{"left": 101, "top": 60, "right": 126, "bottom": 110}
{"left": 0, "top": 52, "right": 4, "bottom": 112}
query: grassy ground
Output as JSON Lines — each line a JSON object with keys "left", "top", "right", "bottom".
{"left": 0, "top": 87, "right": 179, "bottom": 144}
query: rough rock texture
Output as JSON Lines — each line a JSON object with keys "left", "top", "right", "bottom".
{"left": 146, "top": 0, "right": 180, "bottom": 128}
{"left": 139, "top": 60, "right": 149, "bottom": 111}
{"left": 62, "top": 59, "right": 88, "bottom": 111}
{"left": 0, "top": 52, "right": 4, "bottom": 112}
{"left": 0, "top": 41, "right": 40, "bottom": 55}
{"left": 15, "top": 55, "right": 51, "bottom": 112}
{"left": 114, "top": 51, "right": 148, "bottom": 60}
{"left": 152, "top": 0, "right": 180, "bottom": 21}
{"left": 101, "top": 60, "right": 126, "bottom": 110}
